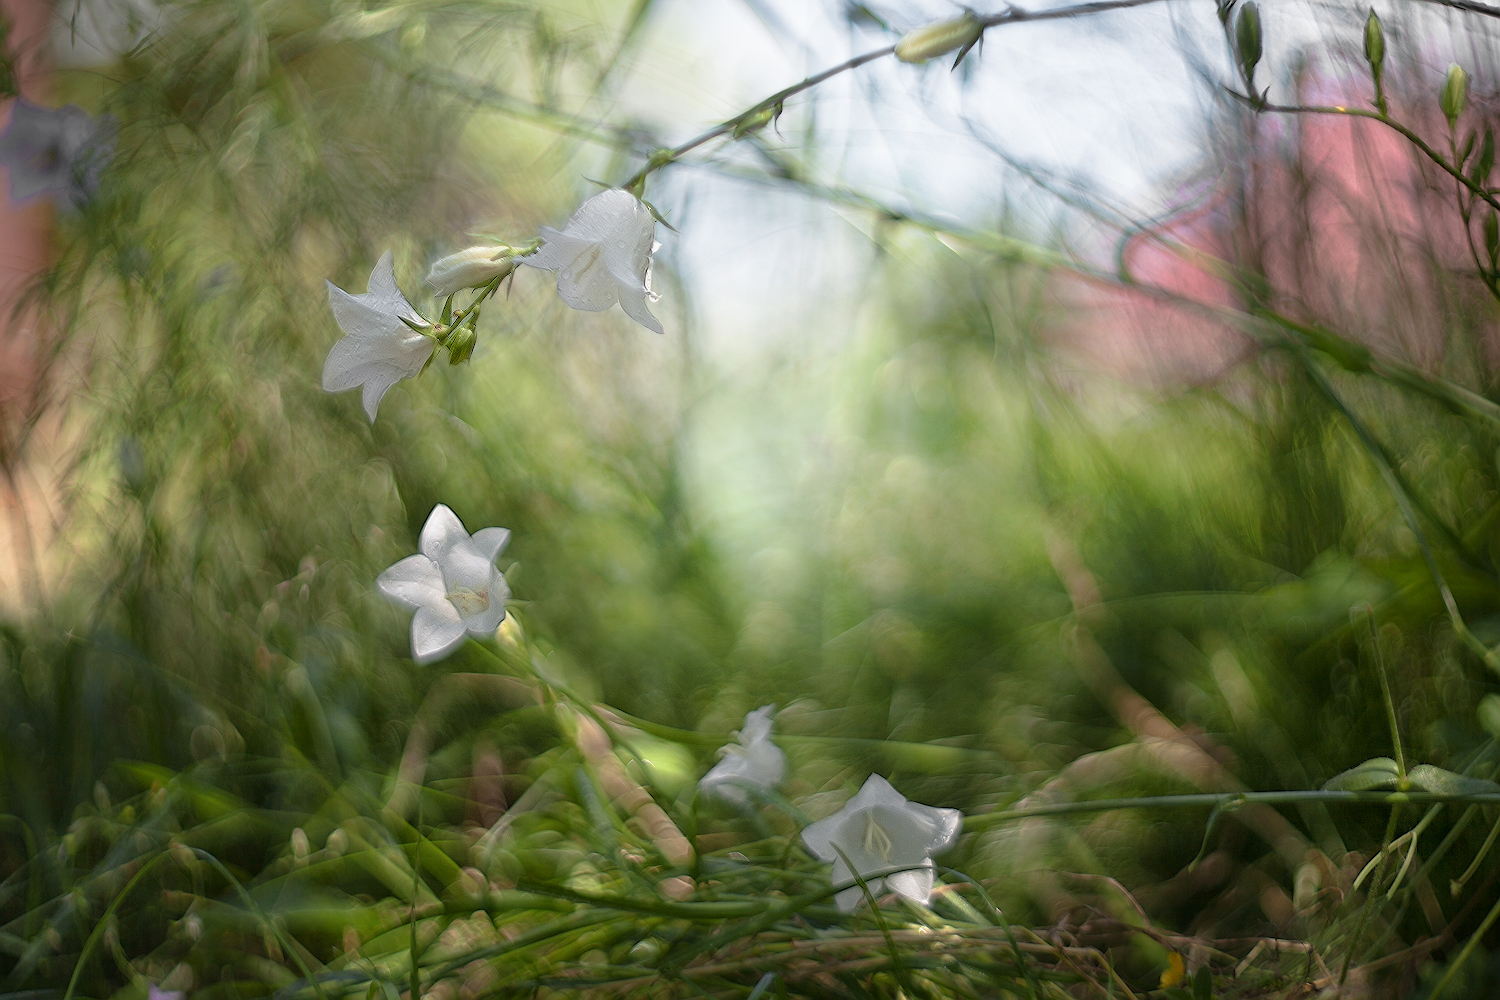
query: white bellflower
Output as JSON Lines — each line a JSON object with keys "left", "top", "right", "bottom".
{"left": 376, "top": 505, "right": 511, "bottom": 664}
{"left": 322, "top": 251, "right": 434, "bottom": 422}
{"left": 699, "top": 705, "right": 786, "bottom": 804}
{"left": 801, "top": 775, "right": 962, "bottom": 912}
{"left": 521, "top": 189, "right": 663, "bottom": 334}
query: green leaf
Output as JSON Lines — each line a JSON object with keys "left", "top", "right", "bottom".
{"left": 1405, "top": 765, "right": 1500, "bottom": 796}
{"left": 1322, "top": 757, "right": 1400, "bottom": 791}
{"left": 1193, "top": 966, "right": 1214, "bottom": 1000}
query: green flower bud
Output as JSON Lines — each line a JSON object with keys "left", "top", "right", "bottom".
{"left": 446, "top": 323, "right": 477, "bottom": 365}
{"left": 895, "top": 13, "right": 983, "bottom": 64}
{"left": 1442, "top": 63, "right": 1468, "bottom": 129}
{"left": 1363, "top": 9, "right": 1384, "bottom": 77}
{"left": 1235, "top": 2, "right": 1262, "bottom": 83}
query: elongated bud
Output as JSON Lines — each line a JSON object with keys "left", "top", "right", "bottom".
{"left": 1236, "top": 2, "right": 1262, "bottom": 83}
{"left": 426, "top": 246, "right": 518, "bottom": 298}
{"left": 1363, "top": 10, "right": 1384, "bottom": 77}
{"left": 1442, "top": 64, "right": 1468, "bottom": 129}
{"left": 895, "top": 12, "right": 983, "bottom": 64}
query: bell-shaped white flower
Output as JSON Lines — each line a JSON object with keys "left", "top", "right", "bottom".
{"left": 699, "top": 705, "right": 786, "bottom": 804}
{"left": 427, "top": 246, "right": 519, "bottom": 298}
{"left": 521, "top": 189, "right": 663, "bottom": 334}
{"left": 323, "top": 251, "right": 434, "bottom": 422}
{"left": 0, "top": 99, "right": 115, "bottom": 207}
{"left": 376, "top": 504, "right": 511, "bottom": 664}
{"left": 801, "top": 775, "right": 962, "bottom": 913}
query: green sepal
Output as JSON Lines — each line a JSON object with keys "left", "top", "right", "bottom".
{"left": 440, "top": 294, "right": 454, "bottom": 327}
{"left": 1474, "top": 128, "right": 1494, "bottom": 186}
{"left": 641, "top": 197, "right": 678, "bottom": 233}
{"left": 1322, "top": 756, "right": 1400, "bottom": 791}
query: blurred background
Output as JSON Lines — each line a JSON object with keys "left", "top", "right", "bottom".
{"left": 3, "top": 0, "right": 1500, "bottom": 996}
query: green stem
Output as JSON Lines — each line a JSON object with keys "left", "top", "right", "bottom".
{"left": 1358, "top": 606, "right": 1407, "bottom": 777}
{"left": 1429, "top": 890, "right": 1500, "bottom": 999}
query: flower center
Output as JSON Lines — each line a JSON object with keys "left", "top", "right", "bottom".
{"left": 861, "top": 813, "right": 895, "bottom": 863}
{"left": 446, "top": 585, "right": 490, "bottom": 618}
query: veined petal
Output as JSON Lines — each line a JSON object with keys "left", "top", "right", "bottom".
{"left": 470, "top": 527, "right": 511, "bottom": 561}
{"left": 462, "top": 571, "right": 507, "bottom": 635}
{"left": 365, "top": 250, "right": 423, "bottom": 321}
{"left": 321, "top": 321, "right": 433, "bottom": 390}
{"left": 847, "top": 774, "right": 910, "bottom": 812}
{"left": 555, "top": 245, "right": 621, "bottom": 312}
{"left": 912, "top": 803, "right": 963, "bottom": 855}
{"left": 411, "top": 602, "right": 467, "bottom": 664}
{"left": 801, "top": 813, "right": 843, "bottom": 862}
{"left": 376, "top": 554, "right": 445, "bottom": 609}
{"left": 418, "top": 505, "right": 470, "bottom": 565}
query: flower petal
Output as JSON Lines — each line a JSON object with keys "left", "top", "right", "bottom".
{"left": 847, "top": 774, "right": 910, "bottom": 812}
{"left": 365, "top": 251, "right": 423, "bottom": 321}
{"left": 912, "top": 803, "right": 963, "bottom": 855}
{"left": 616, "top": 286, "right": 664, "bottom": 335}
{"left": 800, "top": 813, "right": 843, "bottom": 862}
{"left": 555, "top": 244, "right": 621, "bottom": 312}
{"left": 522, "top": 227, "right": 592, "bottom": 271}
{"left": 884, "top": 866, "right": 936, "bottom": 907}
{"left": 376, "top": 554, "right": 445, "bottom": 609}
{"left": 411, "top": 602, "right": 467, "bottom": 664}
{"left": 419, "top": 504, "right": 471, "bottom": 564}
{"left": 470, "top": 527, "right": 511, "bottom": 561}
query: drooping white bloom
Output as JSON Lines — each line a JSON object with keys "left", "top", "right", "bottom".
{"left": 699, "top": 705, "right": 786, "bottom": 804}
{"left": 376, "top": 504, "right": 511, "bottom": 664}
{"left": 427, "top": 246, "right": 519, "bottom": 298}
{"left": 323, "top": 251, "right": 434, "bottom": 422}
{"left": 521, "top": 189, "right": 663, "bottom": 334}
{"left": 0, "top": 99, "right": 115, "bottom": 207}
{"left": 801, "top": 775, "right": 962, "bottom": 913}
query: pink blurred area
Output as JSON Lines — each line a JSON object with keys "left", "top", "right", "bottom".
{"left": 0, "top": 0, "right": 53, "bottom": 430}
{"left": 1062, "top": 75, "right": 1495, "bottom": 388}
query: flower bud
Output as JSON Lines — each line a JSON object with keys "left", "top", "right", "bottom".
{"left": 426, "top": 246, "right": 517, "bottom": 298}
{"left": 1442, "top": 63, "right": 1469, "bottom": 130}
{"left": 1362, "top": 9, "right": 1384, "bottom": 77}
{"left": 445, "top": 323, "right": 477, "bottom": 365}
{"left": 895, "top": 13, "right": 983, "bottom": 64}
{"left": 1235, "top": 2, "right": 1262, "bottom": 83}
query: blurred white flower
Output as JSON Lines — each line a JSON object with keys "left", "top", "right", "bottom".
{"left": 322, "top": 251, "right": 433, "bottom": 422}
{"left": 0, "top": 99, "right": 115, "bottom": 207}
{"left": 377, "top": 504, "right": 511, "bottom": 664}
{"left": 801, "top": 774, "right": 961, "bottom": 912}
{"left": 148, "top": 987, "right": 184, "bottom": 1000}
{"left": 427, "top": 245, "right": 519, "bottom": 298}
{"left": 699, "top": 705, "right": 786, "bottom": 804}
{"left": 521, "top": 189, "right": 663, "bottom": 334}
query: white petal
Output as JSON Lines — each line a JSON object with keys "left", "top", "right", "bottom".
{"left": 418, "top": 505, "right": 470, "bottom": 564}
{"left": 376, "top": 554, "right": 445, "bottom": 609}
{"left": 834, "top": 886, "right": 867, "bottom": 913}
{"left": 470, "top": 527, "right": 511, "bottom": 561}
{"left": 321, "top": 325, "right": 432, "bottom": 389}
{"left": 411, "top": 602, "right": 467, "bottom": 663}
{"left": 743, "top": 743, "right": 786, "bottom": 787}
{"left": 427, "top": 246, "right": 514, "bottom": 297}
{"left": 616, "top": 286, "right": 664, "bottom": 334}
{"left": 462, "top": 569, "right": 508, "bottom": 635}
{"left": 740, "top": 706, "right": 776, "bottom": 745}
{"left": 555, "top": 245, "right": 621, "bottom": 312}
{"left": 365, "top": 251, "right": 422, "bottom": 320}
{"left": 801, "top": 813, "right": 843, "bottom": 862}
{"left": 912, "top": 803, "right": 963, "bottom": 855}
{"left": 522, "top": 227, "right": 591, "bottom": 271}
{"left": 848, "top": 774, "right": 909, "bottom": 812}
{"left": 884, "top": 866, "right": 936, "bottom": 907}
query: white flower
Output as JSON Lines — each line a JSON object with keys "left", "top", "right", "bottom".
{"left": 801, "top": 775, "right": 962, "bottom": 913}
{"left": 323, "top": 251, "right": 434, "bottom": 422}
{"left": 521, "top": 189, "right": 663, "bottom": 334}
{"left": 427, "top": 246, "right": 519, "bottom": 298}
{"left": 0, "top": 99, "right": 115, "bottom": 207}
{"left": 699, "top": 705, "right": 786, "bottom": 804}
{"left": 376, "top": 504, "right": 511, "bottom": 664}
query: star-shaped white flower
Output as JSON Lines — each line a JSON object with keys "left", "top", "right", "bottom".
{"left": 0, "top": 99, "right": 115, "bottom": 207}
{"left": 521, "top": 189, "right": 663, "bottom": 334}
{"left": 376, "top": 504, "right": 511, "bottom": 664}
{"left": 323, "top": 251, "right": 434, "bottom": 422}
{"left": 801, "top": 775, "right": 962, "bottom": 913}
{"left": 699, "top": 705, "right": 787, "bottom": 805}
